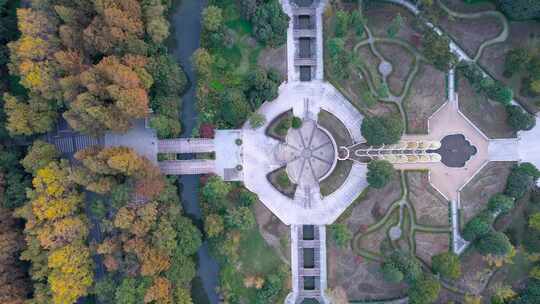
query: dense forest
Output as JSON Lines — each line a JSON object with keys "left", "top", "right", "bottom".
{"left": 0, "top": 0, "right": 202, "bottom": 303}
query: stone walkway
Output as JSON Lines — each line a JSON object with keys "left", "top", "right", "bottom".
{"left": 241, "top": 81, "right": 367, "bottom": 225}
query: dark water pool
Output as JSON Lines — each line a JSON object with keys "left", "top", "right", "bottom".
{"left": 169, "top": 0, "right": 219, "bottom": 303}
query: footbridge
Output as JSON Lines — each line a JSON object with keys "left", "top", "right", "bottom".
{"left": 157, "top": 138, "right": 215, "bottom": 154}
{"left": 159, "top": 159, "right": 216, "bottom": 175}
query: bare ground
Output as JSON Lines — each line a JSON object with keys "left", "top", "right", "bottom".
{"left": 437, "top": 10, "right": 503, "bottom": 58}
{"left": 253, "top": 201, "right": 291, "bottom": 264}
{"left": 327, "top": 243, "right": 407, "bottom": 302}
{"left": 343, "top": 172, "right": 402, "bottom": 232}
{"left": 258, "top": 45, "right": 287, "bottom": 81}
{"left": 478, "top": 20, "right": 540, "bottom": 113}
{"left": 403, "top": 63, "right": 447, "bottom": 134}
{"left": 454, "top": 248, "right": 497, "bottom": 295}
{"left": 459, "top": 162, "right": 514, "bottom": 225}
{"left": 356, "top": 209, "right": 399, "bottom": 255}
{"left": 414, "top": 231, "right": 450, "bottom": 266}
{"left": 376, "top": 42, "right": 416, "bottom": 96}
{"left": 458, "top": 77, "right": 516, "bottom": 139}
{"left": 406, "top": 171, "right": 450, "bottom": 227}
{"left": 440, "top": 0, "right": 497, "bottom": 13}
{"left": 365, "top": 2, "right": 422, "bottom": 42}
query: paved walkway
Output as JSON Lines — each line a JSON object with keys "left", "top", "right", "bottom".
{"left": 242, "top": 81, "right": 367, "bottom": 225}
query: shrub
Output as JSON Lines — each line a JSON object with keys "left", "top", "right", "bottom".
{"left": 275, "top": 116, "right": 292, "bottom": 136}
{"left": 291, "top": 117, "right": 302, "bottom": 129}
{"left": 381, "top": 263, "right": 404, "bottom": 283}
{"left": 506, "top": 105, "right": 536, "bottom": 131}
{"left": 276, "top": 170, "right": 292, "bottom": 189}
{"left": 330, "top": 224, "right": 352, "bottom": 248}
{"left": 431, "top": 252, "right": 461, "bottom": 280}
{"left": 361, "top": 115, "right": 403, "bottom": 146}
{"left": 248, "top": 113, "right": 266, "bottom": 129}
{"left": 408, "top": 275, "right": 441, "bottom": 304}
{"left": 367, "top": 160, "right": 395, "bottom": 189}
{"left": 476, "top": 231, "right": 512, "bottom": 256}
{"left": 387, "top": 250, "right": 423, "bottom": 283}
{"left": 487, "top": 193, "right": 515, "bottom": 215}
{"left": 462, "top": 212, "right": 493, "bottom": 242}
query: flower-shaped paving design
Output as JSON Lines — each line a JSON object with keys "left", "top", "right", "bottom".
{"left": 278, "top": 120, "right": 336, "bottom": 187}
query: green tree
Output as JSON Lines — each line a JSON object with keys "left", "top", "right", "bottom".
{"left": 432, "top": 252, "right": 461, "bottom": 280}
{"left": 244, "top": 68, "right": 281, "bottom": 108}
{"left": 422, "top": 29, "right": 458, "bottom": 71}
{"left": 503, "top": 48, "right": 529, "bottom": 77}
{"left": 505, "top": 163, "right": 538, "bottom": 199}
{"left": 202, "top": 6, "right": 223, "bottom": 32}
{"left": 486, "top": 81, "right": 513, "bottom": 105}
{"left": 387, "top": 250, "right": 423, "bottom": 283}
{"left": 496, "top": 0, "right": 540, "bottom": 20}
{"left": 507, "top": 105, "right": 536, "bottom": 131}
{"left": 148, "top": 54, "right": 187, "bottom": 98}
{"left": 487, "top": 193, "right": 515, "bottom": 215}
{"left": 94, "top": 275, "right": 116, "bottom": 304}
{"left": 334, "top": 10, "right": 350, "bottom": 37}
{"left": 202, "top": 176, "right": 231, "bottom": 204}
{"left": 361, "top": 115, "right": 403, "bottom": 146}
{"left": 367, "top": 160, "right": 395, "bottom": 189}
{"left": 330, "top": 224, "right": 352, "bottom": 248}
{"left": 408, "top": 275, "right": 441, "bottom": 304}
{"left": 114, "top": 277, "right": 151, "bottom": 304}
{"left": 529, "top": 212, "right": 540, "bottom": 231}
{"left": 476, "top": 231, "right": 512, "bottom": 256}
{"left": 225, "top": 207, "right": 255, "bottom": 231}
{"left": 462, "top": 212, "right": 493, "bottom": 242}
{"left": 220, "top": 89, "right": 251, "bottom": 127}
{"left": 254, "top": 274, "right": 283, "bottom": 304}
{"left": 252, "top": 1, "right": 290, "bottom": 47}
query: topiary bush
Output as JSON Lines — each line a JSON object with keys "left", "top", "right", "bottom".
{"left": 291, "top": 116, "right": 302, "bottom": 129}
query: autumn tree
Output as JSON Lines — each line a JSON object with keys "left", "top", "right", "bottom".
{"left": 64, "top": 56, "right": 151, "bottom": 135}
{"left": 21, "top": 140, "right": 59, "bottom": 173}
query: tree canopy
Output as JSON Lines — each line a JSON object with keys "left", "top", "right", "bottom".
{"left": 361, "top": 115, "right": 403, "bottom": 146}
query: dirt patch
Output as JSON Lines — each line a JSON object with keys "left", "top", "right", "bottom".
{"left": 459, "top": 162, "right": 514, "bottom": 225}
{"left": 365, "top": 2, "right": 422, "bottom": 42}
{"left": 343, "top": 172, "right": 402, "bottom": 232}
{"left": 458, "top": 76, "right": 516, "bottom": 139}
{"left": 440, "top": 0, "right": 497, "bottom": 13}
{"left": 327, "top": 243, "right": 407, "bottom": 302}
{"left": 377, "top": 42, "right": 416, "bottom": 96}
{"left": 318, "top": 110, "right": 352, "bottom": 147}
{"left": 403, "top": 63, "right": 446, "bottom": 134}
{"left": 253, "top": 201, "right": 291, "bottom": 264}
{"left": 356, "top": 209, "right": 399, "bottom": 255}
{"left": 258, "top": 45, "right": 287, "bottom": 81}
{"left": 437, "top": 9, "right": 503, "bottom": 58}
{"left": 414, "top": 231, "right": 450, "bottom": 265}
{"left": 454, "top": 248, "right": 497, "bottom": 295}
{"left": 406, "top": 171, "right": 450, "bottom": 227}
{"left": 357, "top": 45, "right": 382, "bottom": 86}
{"left": 478, "top": 20, "right": 540, "bottom": 113}
{"left": 267, "top": 167, "right": 296, "bottom": 198}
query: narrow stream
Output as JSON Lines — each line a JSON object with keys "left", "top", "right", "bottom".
{"left": 169, "top": 1, "right": 219, "bottom": 303}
